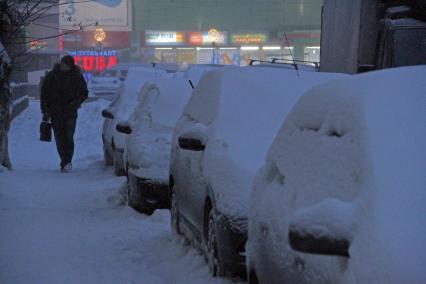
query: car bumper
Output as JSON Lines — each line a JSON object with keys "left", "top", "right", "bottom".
{"left": 215, "top": 214, "right": 248, "bottom": 277}
{"left": 128, "top": 172, "right": 170, "bottom": 211}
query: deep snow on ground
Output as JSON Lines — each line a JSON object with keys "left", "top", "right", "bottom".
{"left": 0, "top": 100, "right": 230, "bottom": 284}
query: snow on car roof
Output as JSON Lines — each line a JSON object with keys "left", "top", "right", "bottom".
{"left": 138, "top": 78, "right": 193, "bottom": 127}
{"left": 209, "top": 67, "right": 346, "bottom": 174}
{"left": 124, "top": 67, "right": 168, "bottom": 93}
{"left": 183, "top": 64, "right": 225, "bottom": 85}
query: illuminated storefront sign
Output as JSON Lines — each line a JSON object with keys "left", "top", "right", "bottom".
{"left": 231, "top": 33, "right": 268, "bottom": 44}
{"left": 145, "top": 31, "right": 185, "bottom": 46}
{"left": 187, "top": 32, "right": 203, "bottom": 45}
{"left": 69, "top": 50, "right": 118, "bottom": 72}
{"left": 202, "top": 30, "right": 228, "bottom": 45}
{"left": 29, "top": 39, "right": 48, "bottom": 50}
{"left": 187, "top": 31, "right": 228, "bottom": 46}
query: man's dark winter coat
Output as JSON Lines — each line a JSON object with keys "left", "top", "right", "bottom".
{"left": 41, "top": 64, "right": 88, "bottom": 118}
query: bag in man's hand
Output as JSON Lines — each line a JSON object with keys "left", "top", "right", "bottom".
{"left": 40, "top": 121, "right": 52, "bottom": 142}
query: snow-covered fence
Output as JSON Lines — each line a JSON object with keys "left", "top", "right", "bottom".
{"left": 10, "top": 84, "right": 30, "bottom": 121}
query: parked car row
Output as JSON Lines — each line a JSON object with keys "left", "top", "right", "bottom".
{"left": 89, "top": 62, "right": 178, "bottom": 98}
{"left": 101, "top": 64, "right": 426, "bottom": 283}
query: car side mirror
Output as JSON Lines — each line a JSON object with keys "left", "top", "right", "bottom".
{"left": 102, "top": 108, "right": 114, "bottom": 119}
{"left": 178, "top": 137, "right": 205, "bottom": 151}
{"left": 288, "top": 199, "right": 355, "bottom": 258}
{"left": 178, "top": 124, "right": 207, "bottom": 151}
{"left": 289, "top": 225, "right": 350, "bottom": 257}
{"left": 116, "top": 121, "right": 132, "bottom": 134}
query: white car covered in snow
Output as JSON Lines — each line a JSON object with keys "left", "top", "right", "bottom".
{"left": 169, "top": 66, "right": 345, "bottom": 277}
{"left": 101, "top": 67, "right": 168, "bottom": 176}
{"left": 89, "top": 63, "right": 152, "bottom": 98}
{"left": 88, "top": 68, "right": 124, "bottom": 98}
{"left": 89, "top": 63, "right": 178, "bottom": 99}
{"left": 115, "top": 78, "right": 192, "bottom": 214}
{"left": 247, "top": 66, "right": 426, "bottom": 284}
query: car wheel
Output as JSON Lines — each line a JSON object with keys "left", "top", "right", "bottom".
{"left": 103, "top": 143, "right": 113, "bottom": 166}
{"left": 206, "top": 209, "right": 223, "bottom": 277}
{"left": 113, "top": 150, "right": 125, "bottom": 176}
{"left": 171, "top": 188, "right": 181, "bottom": 235}
{"left": 249, "top": 270, "right": 260, "bottom": 284}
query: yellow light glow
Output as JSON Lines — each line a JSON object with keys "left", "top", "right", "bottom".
{"left": 94, "top": 28, "right": 106, "bottom": 43}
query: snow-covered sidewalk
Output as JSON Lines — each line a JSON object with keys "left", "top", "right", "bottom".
{"left": 0, "top": 100, "right": 229, "bottom": 284}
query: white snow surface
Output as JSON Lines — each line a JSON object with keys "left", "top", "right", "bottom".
{"left": 177, "top": 67, "right": 345, "bottom": 219}
{"left": 0, "top": 100, "right": 230, "bottom": 284}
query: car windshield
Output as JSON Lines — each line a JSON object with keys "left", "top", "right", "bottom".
{"left": 393, "top": 27, "right": 426, "bottom": 67}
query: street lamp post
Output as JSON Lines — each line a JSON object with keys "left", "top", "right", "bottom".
{"left": 208, "top": 28, "right": 220, "bottom": 64}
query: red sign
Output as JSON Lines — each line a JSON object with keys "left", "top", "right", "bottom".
{"left": 187, "top": 32, "right": 203, "bottom": 45}
{"left": 73, "top": 55, "right": 117, "bottom": 73}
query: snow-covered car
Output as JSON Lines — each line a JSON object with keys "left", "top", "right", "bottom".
{"left": 89, "top": 63, "right": 175, "bottom": 98}
{"left": 88, "top": 68, "right": 122, "bottom": 98}
{"left": 116, "top": 78, "right": 192, "bottom": 214}
{"left": 247, "top": 66, "right": 426, "bottom": 284}
{"left": 89, "top": 64, "right": 149, "bottom": 98}
{"left": 169, "top": 67, "right": 345, "bottom": 277}
{"left": 101, "top": 67, "right": 168, "bottom": 176}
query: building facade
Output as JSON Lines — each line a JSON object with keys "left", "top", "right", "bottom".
{"left": 33, "top": 0, "right": 323, "bottom": 75}
{"left": 133, "top": 0, "right": 322, "bottom": 67}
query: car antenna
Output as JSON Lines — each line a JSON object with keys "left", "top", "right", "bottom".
{"left": 188, "top": 80, "right": 195, "bottom": 89}
{"left": 283, "top": 31, "right": 299, "bottom": 76}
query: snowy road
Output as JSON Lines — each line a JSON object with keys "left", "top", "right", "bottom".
{"left": 0, "top": 100, "right": 230, "bottom": 284}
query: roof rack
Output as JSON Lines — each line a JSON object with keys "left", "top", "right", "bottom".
{"left": 249, "top": 59, "right": 300, "bottom": 70}
{"left": 248, "top": 59, "right": 320, "bottom": 71}
{"left": 248, "top": 60, "right": 272, "bottom": 66}
{"left": 271, "top": 58, "right": 320, "bottom": 69}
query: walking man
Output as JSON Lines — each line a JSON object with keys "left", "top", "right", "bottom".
{"left": 41, "top": 55, "right": 88, "bottom": 172}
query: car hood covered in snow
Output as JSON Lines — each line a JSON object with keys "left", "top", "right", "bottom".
{"left": 126, "top": 125, "right": 174, "bottom": 182}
